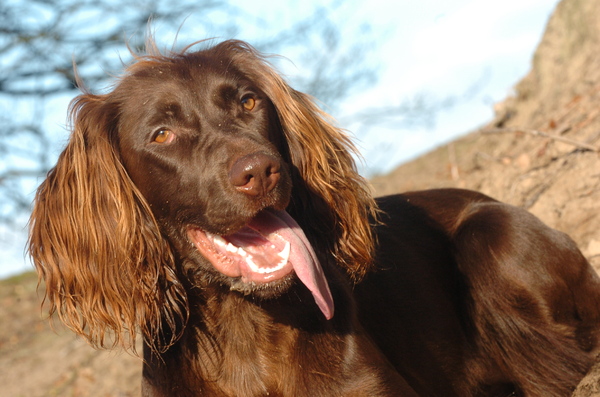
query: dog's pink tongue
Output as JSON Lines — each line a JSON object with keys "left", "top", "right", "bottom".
{"left": 249, "top": 210, "right": 334, "bottom": 320}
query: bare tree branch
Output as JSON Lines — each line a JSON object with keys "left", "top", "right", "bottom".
{"left": 483, "top": 127, "right": 599, "bottom": 152}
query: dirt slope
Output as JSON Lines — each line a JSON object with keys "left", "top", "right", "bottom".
{"left": 0, "top": 272, "right": 142, "bottom": 397}
{"left": 2, "top": 0, "right": 600, "bottom": 395}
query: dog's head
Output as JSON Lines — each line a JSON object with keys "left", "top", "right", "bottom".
{"left": 28, "top": 38, "right": 376, "bottom": 352}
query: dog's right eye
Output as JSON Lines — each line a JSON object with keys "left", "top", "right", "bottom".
{"left": 153, "top": 129, "right": 174, "bottom": 144}
{"left": 241, "top": 95, "right": 256, "bottom": 111}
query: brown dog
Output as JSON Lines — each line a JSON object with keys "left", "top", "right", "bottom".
{"left": 29, "top": 39, "right": 600, "bottom": 396}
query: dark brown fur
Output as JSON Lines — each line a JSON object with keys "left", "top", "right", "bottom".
{"left": 29, "top": 39, "right": 600, "bottom": 396}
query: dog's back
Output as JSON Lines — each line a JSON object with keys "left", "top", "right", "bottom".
{"left": 357, "top": 189, "right": 600, "bottom": 396}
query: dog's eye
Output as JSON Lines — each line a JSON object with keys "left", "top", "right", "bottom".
{"left": 241, "top": 95, "right": 256, "bottom": 111}
{"left": 153, "top": 129, "right": 174, "bottom": 144}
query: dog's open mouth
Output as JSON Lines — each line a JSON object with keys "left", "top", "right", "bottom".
{"left": 187, "top": 209, "right": 334, "bottom": 319}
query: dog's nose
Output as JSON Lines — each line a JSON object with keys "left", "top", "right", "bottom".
{"left": 229, "top": 152, "right": 282, "bottom": 196}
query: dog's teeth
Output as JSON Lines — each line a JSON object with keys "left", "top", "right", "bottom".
{"left": 246, "top": 256, "right": 259, "bottom": 272}
{"left": 237, "top": 247, "right": 248, "bottom": 257}
{"left": 245, "top": 252, "right": 288, "bottom": 274}
{"left": 226, "top": 242, "right": 238, "bottom": 253}
{"left": 277, "top": 241, "right": 291, "bottom": 262}
{"left": 211, "top": 234, "right": 227, "bottom": 247}
{"left": 275, "top": 258, "right": 287, "bottom": 269}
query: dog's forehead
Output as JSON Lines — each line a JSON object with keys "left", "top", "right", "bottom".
{"left": 125, "top": 53, "right": 248, "bottom": 99}
{"left": 175, "top": 51, "right": 246, "bottom": 83}
{"left": 115, "top": 61, "right": 235, "bottom": 116}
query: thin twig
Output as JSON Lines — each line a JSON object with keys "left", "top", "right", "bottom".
{"left": 482, "top": 127, "right": 599, "bottom": 152}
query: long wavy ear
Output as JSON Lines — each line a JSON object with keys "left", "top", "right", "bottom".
{"left": 272, "top": 84, "right": 378, "bottom": 282}
{"left": 28, "top": 94, "right": 187, "bottom": 353}
{"left": 224, "top": 41, "right": 378, "bottom": 281}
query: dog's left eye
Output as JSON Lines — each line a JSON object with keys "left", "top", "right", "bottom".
{"left": 241, "top": 95, "right": 256, "bottom": 111}
{"left": 153, "top": 129, "right": 174, "bottom": 144}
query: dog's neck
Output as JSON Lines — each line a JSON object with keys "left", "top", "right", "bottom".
{"left": 141, "top": 277, "right": 411, "bottom": 396}
{"left": 142, "top": 281, "right": 334, "bottom": 394}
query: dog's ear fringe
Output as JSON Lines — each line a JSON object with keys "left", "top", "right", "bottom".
{"left": 28, "top": 94, "right": 188, "bottom": 354}
{"left": 275, "top": 87, "right": 379, "bottom": 282}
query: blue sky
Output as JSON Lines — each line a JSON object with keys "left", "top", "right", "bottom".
{"left": 343, "top": 0, "right": 560, "bottom": 173}
{"left": 0, "top": 0, "right": 560, "bottom": 278}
